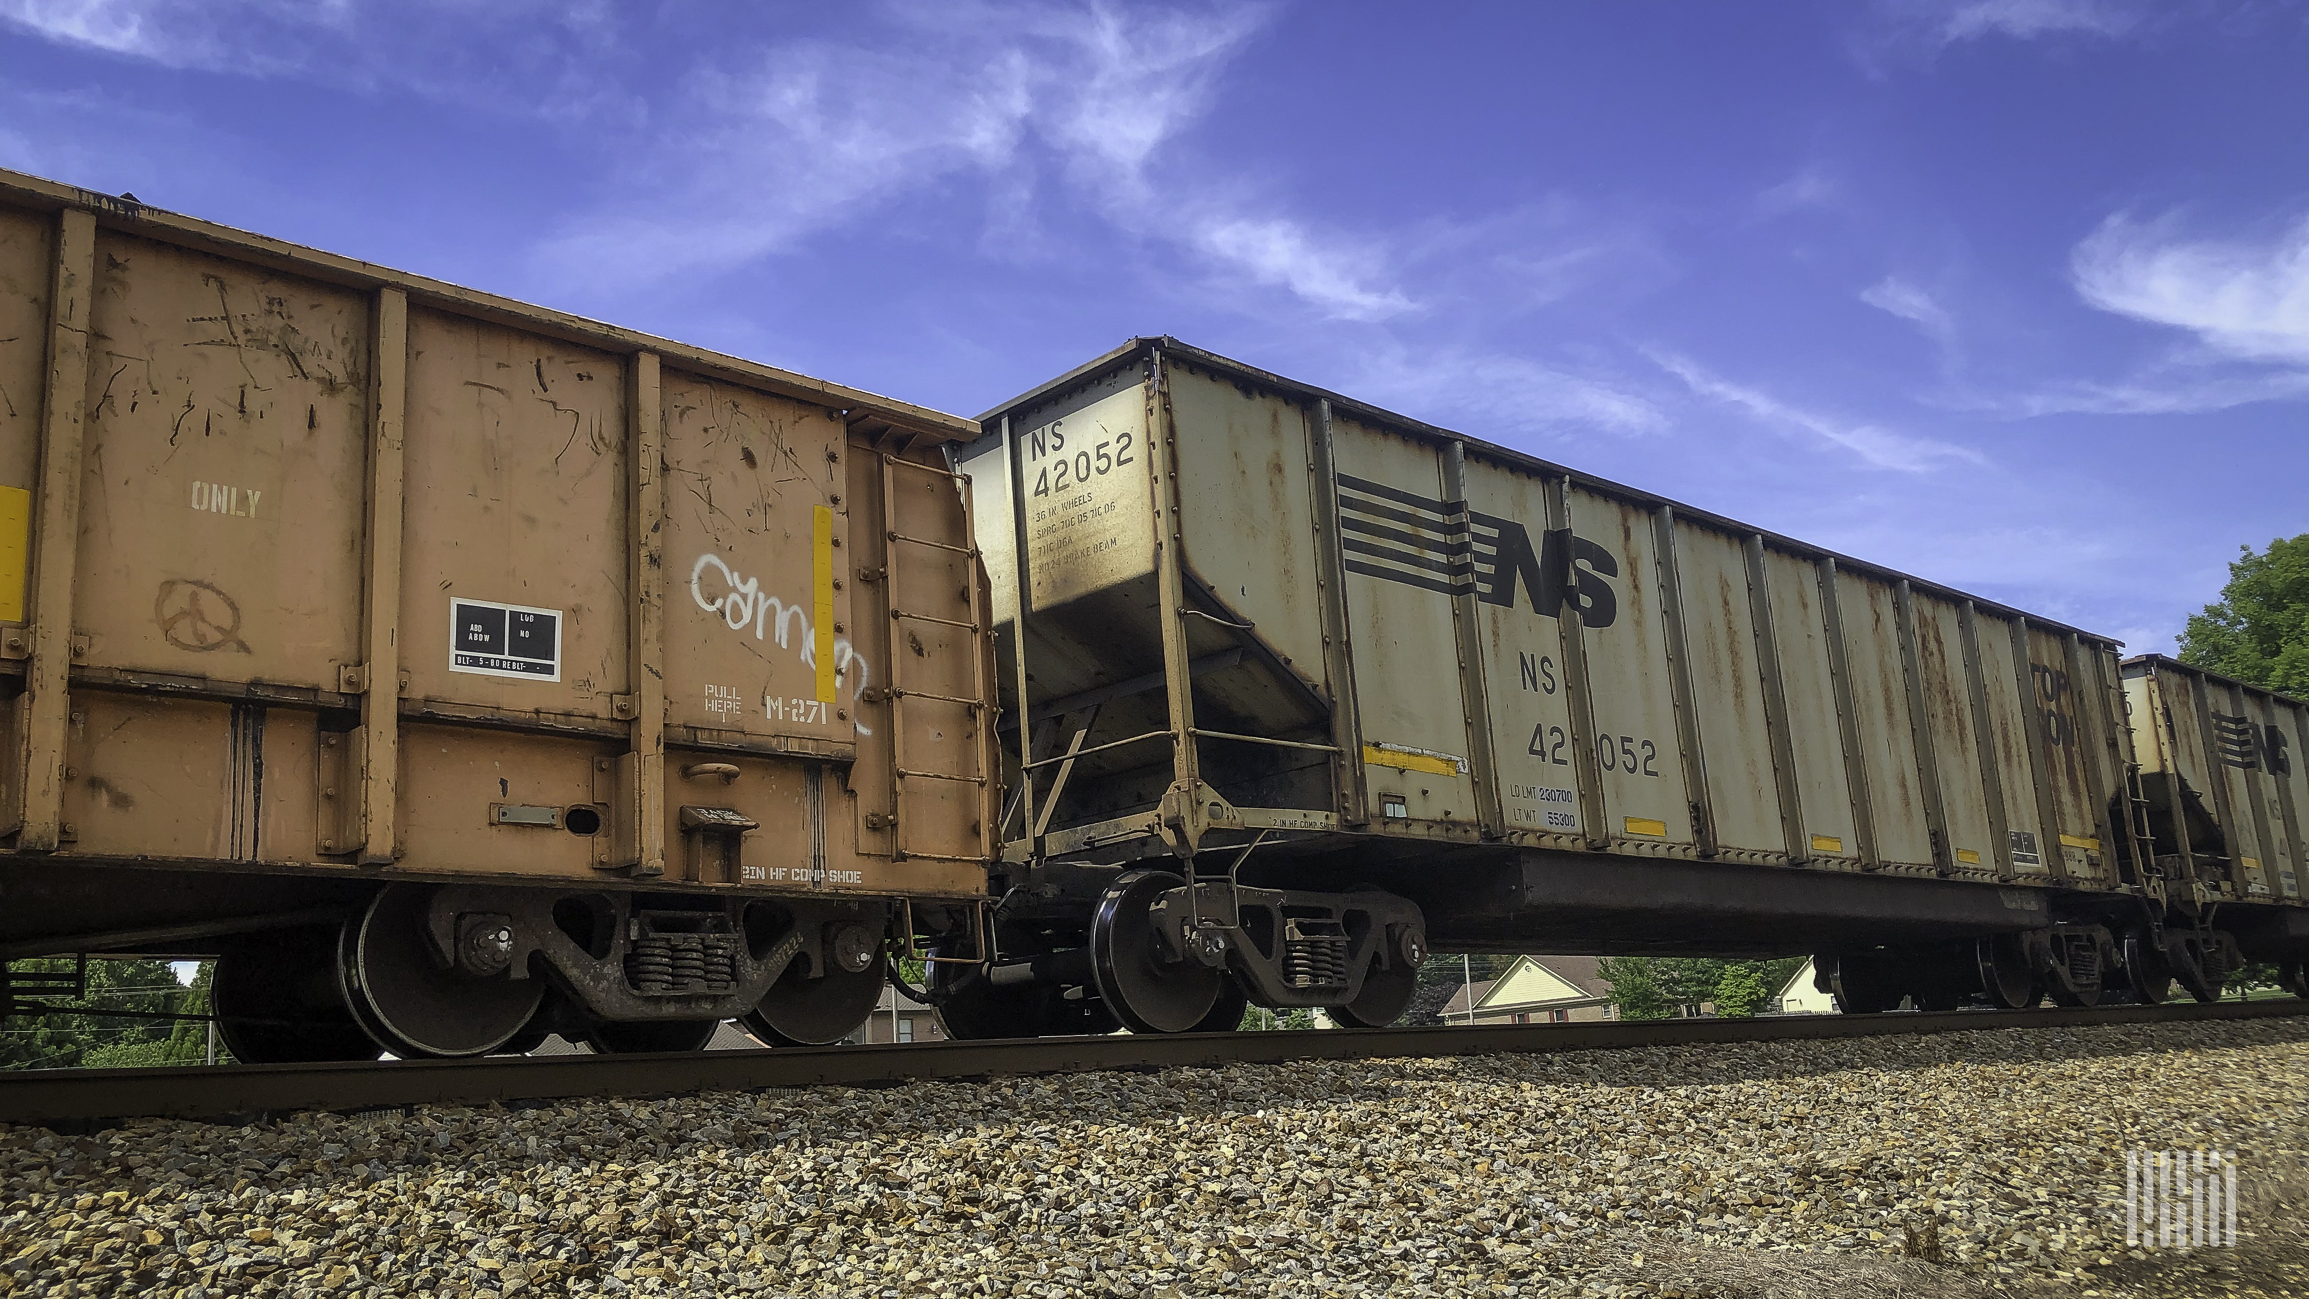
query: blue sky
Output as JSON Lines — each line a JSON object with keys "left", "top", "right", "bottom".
{"left": 3, "top": 0, "right": 2303, "bottom": 652}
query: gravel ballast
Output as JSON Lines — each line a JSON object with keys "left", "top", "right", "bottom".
{"left": 6, "top": 1017, "right": 2309, "bottom": 1298}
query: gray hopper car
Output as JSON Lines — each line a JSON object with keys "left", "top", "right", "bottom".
{"left": 948, "top": 337, "right": 2308, "bottom": 1035}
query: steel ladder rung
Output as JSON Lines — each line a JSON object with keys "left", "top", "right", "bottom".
{"left": 892, "top": 688, "right": 980, "bottom": 707}
{"left": 886, "top": 531, "right": 977, "bottom": 556}
{"left": 896, "top": 768, "right": 986, "bottom": 785}
{"left": 892, "top": 610, "right": 980, "bottom": 632}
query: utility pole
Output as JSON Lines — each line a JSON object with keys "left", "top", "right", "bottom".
{"left": 1462, "top": 953, "right": 1475, "bottom": 1024}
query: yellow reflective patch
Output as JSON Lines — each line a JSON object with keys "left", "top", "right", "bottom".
{"left": 813, "top": 505, "right": 836, "bottom": 703}
{"left": 1623, "top": 817, "right": 1667, "bottom": 838}
{"left": 1361, "top": 744, "right": 1460, "bottom": 777}
{"left": 2059, "top": 834, "right": 2101, "bottom": 851}
{"left": 1956, "top": 848, "right": 1981, "bottom": 865}
{"left": 0, "top": 485, "right": 28, "bottom": 624}
{"left": 1810, "top": 834, "right": 1844, "bottom": 854}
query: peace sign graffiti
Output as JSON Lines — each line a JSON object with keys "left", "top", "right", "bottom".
{"left": 154, "top": 579, "right": 250, "bottom": 654}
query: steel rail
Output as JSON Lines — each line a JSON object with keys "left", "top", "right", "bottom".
{"left": 4, "top": 998, "right": 2303, "bottom": 1128}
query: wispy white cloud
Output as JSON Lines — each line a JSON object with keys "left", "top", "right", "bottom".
{"left": 1860, "top": 275, "right": 1957, "bottom": 350}
{"left": 1864, "top": 0, "right": 2147, "bottom": 50}
{"left": 531, "top": 3, "right": 1410, "bottom": 321}
{"left": 1853, "top": 0, "right": 2155, "bottom": 68}
{"left": 1964, "top": 209, "right": 2309, "bottom": 416}
{"left": 2, "top": 1, "right": 1412, "bottom": 321}
{"left": 1754, "top": 165, "right": 1841, "bottom": 218}
{"left": 1932, "top": 0, "right": 2141, "bottom": 43}
{"left": 0, "top": 1, "right": 635, "bottom": 120}
{"left": 1344, "top": 346, "right": 1667, "bottom": 440}
{"left": 1986, "top": 369, "right": 2309, "bottom": 417}
{"left": 2072, "top": 211, "right": 2309, "bottom": 364}
{"left": 1649, "top": 350, "right": 1983, "bottom": 472}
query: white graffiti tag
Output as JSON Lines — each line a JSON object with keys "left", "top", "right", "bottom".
{"left": 690, "top": 553, "right": 871, "bottom": 735}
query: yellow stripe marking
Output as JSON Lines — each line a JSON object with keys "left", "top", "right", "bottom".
{"left": 0, "top": 485, "right": 28, "bottom": 624}
{"left": 813, "top": 505, "right": 836, "bottom": 703}
{"left": 1623, "top": 817, "right": 1667, "bottom": 838}
{"left": 1810, "top": 834, "right": 1844, "bottom": 854}
{"left": 1956, "top": 848, "right": 1981, "bottom": 865}
{"left": 2059, "top": 834, "right": 2101, "bottom": 851}
{"left": 1362, "top": 744, "right": 1459, "bottom": 777}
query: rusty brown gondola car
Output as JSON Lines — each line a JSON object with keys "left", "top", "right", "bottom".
{"left": 0, "top": 168, "right": 998, "bottom": 1059}
{"left": 946, "top": 339, "right": 2309, "bottom": 1034}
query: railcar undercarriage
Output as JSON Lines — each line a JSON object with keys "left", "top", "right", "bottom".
{"left": 0, "top": 861, "right": 976, "bottom": 1062}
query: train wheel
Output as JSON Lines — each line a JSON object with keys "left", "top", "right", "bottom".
{"left": 341, "top": 884, "right": 543, "bottom": 1058}
{"left": 1189, "top": 974, "right": 1250, "bottom": 1032}
{"left": 2177, "top": 934, "right": 2229, "bottom": 1004}
{"left": 1827, "top": 952, "right": 1894, "bottom": 1014}
{"left": 1976, "top": 934, "right": 2039, "bottom": 1010}
{"left": 212, "top": 927, "right": 379, "bottom": 1064}
{"left": 2117, "top": 930, "right": 2173, "bottom": 1004}
{"left": 586, "top": 1020, "right": 723, "bottom": 1053}
{"left": 1090, "top": 869, "right": 1221, "bottom": 1034}
{"left": 1331, "top": 957, "right": 1417, "bottom": 1028}
{"left": 739, "top": 942, "right": 888, "bottom": 1046}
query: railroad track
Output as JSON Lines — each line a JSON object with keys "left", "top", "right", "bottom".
{"left": 6, "top": 998, "right": 2303, "bottom": 1128}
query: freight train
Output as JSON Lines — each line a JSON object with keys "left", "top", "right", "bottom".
{"left": 945, "top": 339, "right": 2309, "bottom": 1035}
{"left": 0, "top": 170, "right": 2301, "bottom": 1060}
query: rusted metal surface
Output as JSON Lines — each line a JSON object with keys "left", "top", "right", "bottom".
{"left": 0, "top": 164, "right": 993, "bottom": 961}
{"left": 964, "top": 338, "right": 2285, "bottom": 951}
{"left": 7, "top": 997, "right": 2303, "bottom": 1128}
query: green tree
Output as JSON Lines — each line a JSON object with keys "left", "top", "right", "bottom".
{"left": 2, "top": 957, "right": 211, "bottom": 1070}
{"left": 2179, "top": 535, "right": 2309, "bottom": 695}
{"left": 1651, "top": 958, "right": 1728, "bottom": 1011}
{"left": 2225, "top": 961, "right": 2280, "bottom": 998}
{"left": 1711, "top": 962, "right": 1771, "bottom": 1018}
{"left": 1595, "top": 956, "right": 1673, "bottom": 1021}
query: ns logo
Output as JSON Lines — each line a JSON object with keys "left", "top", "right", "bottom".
{"left": 1334, "top": 473, "right": 1619, "bottom": 629}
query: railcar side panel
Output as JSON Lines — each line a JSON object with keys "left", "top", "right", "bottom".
{"left": 1915, "top": 595, "right": 1997, "bottom": 875}
{"left": 1168, "top": 366, "right": 1326, "bottom": 680}
{"left": 1835, "top": 572, "right": 1935, "bottom": 869}
{"left": 1332, "top": 417, "right": 1478, "bottom": 827}
{"left": 1471, "top": 466, "right": 1585, "bottom": 850}
{"left": 1563, "top": 487, "right": 1694, "bottom": 855}
{"left": 1973, "top": 612, "right": 2049, "bottom": 876}
{"left": 660, "top": 373, "right": 855, "bottom": 753}
{"left": 80, "top": 232, "right": 371, "bottom": 687}
{"left": 2026, "top": 626, "right": 2108, "bottom": 880}
{"left": 401, "top": 307, "right": 628, "bottom": 723}
{"left": 1674, "top": 522, "right": 1782, "bottom": 859}
{"left": 1759, "top": 547, "right": 1859, "bottom": 864}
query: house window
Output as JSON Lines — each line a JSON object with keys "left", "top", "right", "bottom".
{"left": 1381, "top": 794, "right": 1409, "bottom": 819}
{"left": 1550, "top": 1008, "right": 1569, "bottom": 1023}
{"left": 896, "top": 1017, "right": 915, "bottom": 1043}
